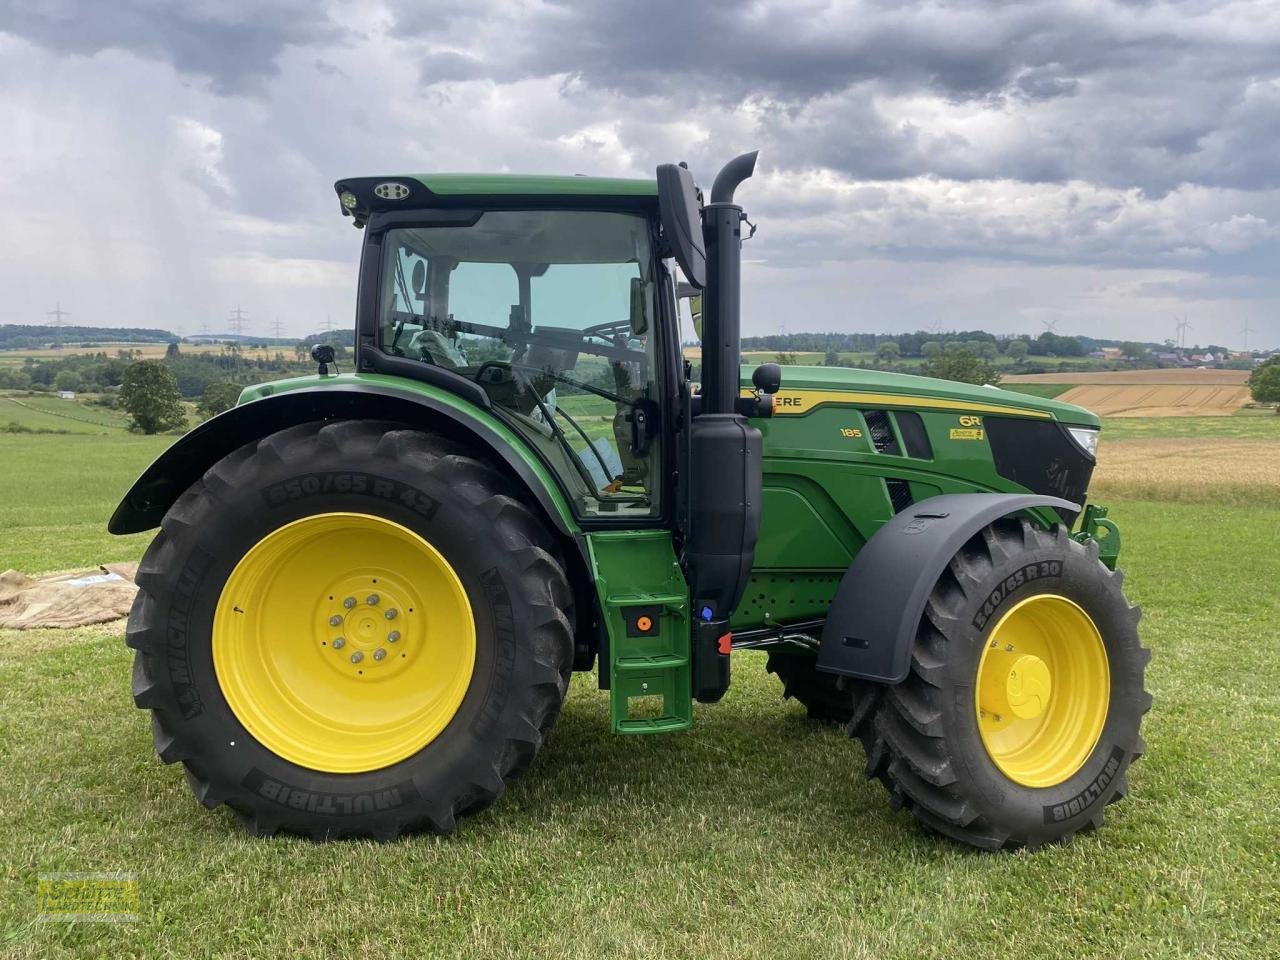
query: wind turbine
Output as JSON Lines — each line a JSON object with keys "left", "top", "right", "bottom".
{"left": 1241, "top": 321, "right": 1255, "bottom": 353}
{"left": 1039, "top": 318, "right": 1060, "bottom": 334}
{"left": 1175, "top": 316, "right": 1192, "bottom": 350}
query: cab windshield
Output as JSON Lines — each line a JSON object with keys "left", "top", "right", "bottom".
{"left": 377, "top": 210, "right": 661, "bottom": 517}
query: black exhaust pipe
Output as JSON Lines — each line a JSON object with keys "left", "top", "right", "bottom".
{"left": 699, "top": 151, "right": 757, "bottom": 415}
{"left": 684, "top": 152, "right": 761, "bottom": 703}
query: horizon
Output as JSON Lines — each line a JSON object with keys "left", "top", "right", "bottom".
{"left": 4, "top": 2, "right": 1279, "bottom": 349}
{"left": 0, "top": 320, "right": 1266, "bottom": 356}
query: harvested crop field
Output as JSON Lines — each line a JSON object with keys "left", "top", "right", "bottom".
{"left": 1005, "top": 369, "right": 1249, "bottom": 385}
{"left": 1092, "top": 434, "right": 1280, "bottom": 505}
{"left": 1006, "top": 369, "right": 1253, "bottom": 416}
{"left": 1058, "top": 383, "right": 1251, "bottom": 417}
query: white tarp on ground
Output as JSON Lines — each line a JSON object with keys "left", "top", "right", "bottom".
{"left": 0, "top": 563, "right": 138, "bottom": 629}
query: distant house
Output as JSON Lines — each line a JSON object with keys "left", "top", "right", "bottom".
{"left": 58, "top": 390, "right": 76, "bottom": 400}
{"left": 1155, "top": 352, "right": 1181, "bottom": 363}
{"left": 1088, "top": 350, "right": 1107, "bottom": 359}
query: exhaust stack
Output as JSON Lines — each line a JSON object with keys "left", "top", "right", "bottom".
{"left": 699, "top": 151, "right": 757, "bottom": 415}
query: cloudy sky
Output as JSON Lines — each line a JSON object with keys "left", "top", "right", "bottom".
{"left": 2, "top": 0, "right": 1278, "bottom": 348}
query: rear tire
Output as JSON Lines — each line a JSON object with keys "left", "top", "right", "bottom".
{"left": 126, "top": 420, "right": 574, "bottom": 839}
{"left": 856, "top": 518, "right": 1151, "bottom": 850}
{"left": 765, "top": 652, "right": 879, "bottom": 727}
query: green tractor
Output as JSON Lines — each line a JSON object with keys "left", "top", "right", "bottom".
{"left": 112, "top": 153, "right": 1150, "bottom": 849}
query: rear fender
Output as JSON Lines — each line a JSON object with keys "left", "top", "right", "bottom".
{"left": 108, "top": 384, "right": 578, "bottom": 541}
{"left": 816, "top": 493, "right": 1078, "bottom": 684}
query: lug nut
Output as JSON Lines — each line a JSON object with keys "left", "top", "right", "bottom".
{"left": 384, "top": 608, "right": 398, "bottom": 620}
{"left": 373, "top": 648, "right": 387, "bottom": 661}
{"left": 343, "top": 596, "right": 357, "bottom": 609}
{"left": 329, "top": 614, "right": 343, "bottom": 626}
{"left": 367, "top": 594, "right": 380, "bottom": 606}
{"left": 350, "top": 651, "right": 364, "bottom": 664}
{"left": 332, "top": 637, "right": 346, "bottom": 650}
{"left": 388, "top": 630, "right": 400, "bottom": 643}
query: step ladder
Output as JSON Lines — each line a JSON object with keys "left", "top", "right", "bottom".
{"left": 586, "top": 531, "right": 692, "bottom": 734}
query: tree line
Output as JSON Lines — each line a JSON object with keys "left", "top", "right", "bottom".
{"left": 0, "top": 324, "right": 179, "bottom": 350}
{"left": 740, "top": 330, "right": 1090, "bottom": 357}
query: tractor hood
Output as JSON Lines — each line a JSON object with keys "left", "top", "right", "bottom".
{"left": 741, "top": 364, "right": 1100, "bottom": 427}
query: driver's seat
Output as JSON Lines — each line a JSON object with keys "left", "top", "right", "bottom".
{"left": 406, "top": 329, "right": 468, "bottom": 369}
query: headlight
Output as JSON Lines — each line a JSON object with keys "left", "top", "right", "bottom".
{"left": 1066, "top": 426, "right": 1100, "bottom": 458}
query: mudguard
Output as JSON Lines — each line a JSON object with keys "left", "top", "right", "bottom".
{"left": 816, "top": 493, "right": 1078, "bottom": 684}
{"left": 107, "top": 383, "right": 577, "bottom": 539}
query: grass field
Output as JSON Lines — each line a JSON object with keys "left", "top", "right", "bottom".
{"left": 2, "top": 394, "right": 133, "bottom": 435}
{"left": 1, "top": 417, "right": 1277, "bottom": 958}
{"left": 998, "top": 382, "right": 1073, "bottom": 399}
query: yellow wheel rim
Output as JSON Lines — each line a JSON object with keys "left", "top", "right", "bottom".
{"left": 974, "top": 594, "right": 1109, "bottom": 788}
{"left": 213, "top": 512, "right": 476, "bottom": 774}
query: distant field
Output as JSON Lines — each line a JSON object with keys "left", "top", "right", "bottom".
{"left": 1006, "top": 368, "right": 1254, "bottom": 417}
{"left": 690, "top": 349, "right": 1109, "bottom": 372}
{"left": 1092, "top": 415, "right": 1280, "bottom": 506}
{"left": 1005, "top": 369, "right": 1249, "bottom": 385}
{"left": 0, "top": 341, "right": 295, "bottom": 365}
{"left": 998, "top": 383, "right": 1072, "bottom": 399}
{"left": 1060, "top": 383, "right": 1252, "bottom": 417}
{"left": 1, "top": 394, "right": 131, "bottom": 434}
{"left": 1, "top": 392, "right": 202, "bottom": 440}
{"left": 1099, "top": 415, "right": 1280, "bottom": 441}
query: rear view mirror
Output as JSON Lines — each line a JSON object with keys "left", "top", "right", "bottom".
{"left": 656, "top": 163, "right": 706, "bottom": 288}
{"left": 675, "top": 282, "right": 703, "bottom": 341}
{"left": 629, "top": 277, "right": 648, "bottom": 337}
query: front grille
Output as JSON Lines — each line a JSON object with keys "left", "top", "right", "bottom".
{"left": 985, "top": 416, "right": 1095, "bottom": 522}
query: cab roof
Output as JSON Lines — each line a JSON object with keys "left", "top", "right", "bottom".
{"left": 334, "top": 174, "right": 658, "bottom": 226}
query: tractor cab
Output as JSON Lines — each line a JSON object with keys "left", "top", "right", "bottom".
{"left": 359, "top": 205, "right": 665, "bottom": 519}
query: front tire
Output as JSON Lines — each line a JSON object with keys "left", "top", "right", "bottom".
{"left": 126, "top": 420, "right": 574, "bottom": 839}
{"left": 857, "top": 517, "right": 1151, "bottom": 850}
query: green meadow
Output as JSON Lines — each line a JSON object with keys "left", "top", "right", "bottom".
{"left": 0, "top": 406, "right": 1276, "bottom": 959}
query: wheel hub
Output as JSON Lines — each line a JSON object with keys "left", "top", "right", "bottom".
{"left": 319, "top": 578, "right": 416, "bottom": 680}
{"left": 980, "top": 652, "right": 1053, "bottom": 721}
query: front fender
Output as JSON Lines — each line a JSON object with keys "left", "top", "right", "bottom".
{"left": 108, "top": 383, "right": 578, "bottom": 538}
{"left": 816, "top": 493, "right": 1078, "bottom": 684}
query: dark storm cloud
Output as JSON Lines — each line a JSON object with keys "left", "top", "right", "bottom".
{"left": 0, "top": 0, "right": 335, "bottom": 93}
{"left": 385, "top": 0, "right": 1280, "bottom": 193}
{"left": 392, "top": 0, "right": 1131, "bottom": 102}
{"left": 3, "top": 0, "right": 1278, "bottom": 344}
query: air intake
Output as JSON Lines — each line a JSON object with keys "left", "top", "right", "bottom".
{"left": 863, "top": 410, "right": 900, "bottom": 455}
